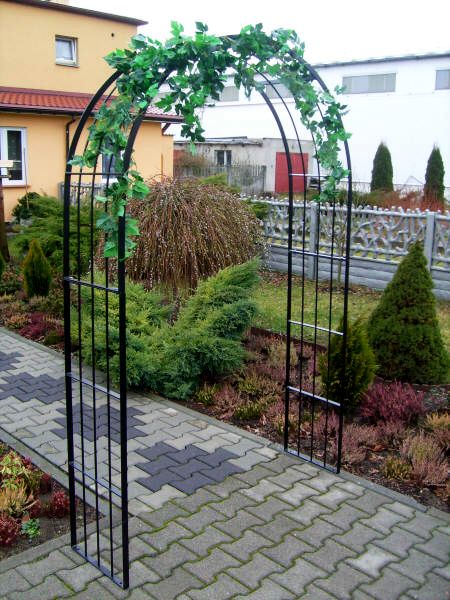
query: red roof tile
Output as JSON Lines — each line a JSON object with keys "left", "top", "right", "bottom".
{"left": 0, "top": 87, "right": 183, "bottom": 123}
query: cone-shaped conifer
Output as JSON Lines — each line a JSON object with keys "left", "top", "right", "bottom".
{"left": 424, "top": 146, "right": 445, "bottom": 202}
{"left": 22, "top": 239, "right": 52, "bottom": 298}
{"left": 367, "top": 241, "right": 449, "bottom": 383}
{"left": 370, "top": 142, "right": 394, "bottom": 192}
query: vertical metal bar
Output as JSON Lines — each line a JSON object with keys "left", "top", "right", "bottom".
{"left": 63, "top": 162, "right": 77, "bottom": 548}
{"left": 309, "top": 201, "right": 321, "bottom": 460}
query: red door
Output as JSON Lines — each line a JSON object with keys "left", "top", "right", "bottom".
{"left": 275, "top": 152, "right": 308, "bottom": 194}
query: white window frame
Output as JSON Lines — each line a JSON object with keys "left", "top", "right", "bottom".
{"left": 55, "top": 35, "right": 77, "bottom": 66}
{"left": 219, "top": 86, "right": 239, "bottom": 102}
{"left": 435, "top": 69, "right": 450, "bottom": 90}
{"left": 216, "top": 149, "right": 232, "bottom": 166}
{"left": 265, "top": 82, "right": 292, "bottom": 99}
{"left": 0, "top": 127, "right": 27, "bottom": 186}
{"left": 342, "top": 73, "right": 396, "bottom": 94}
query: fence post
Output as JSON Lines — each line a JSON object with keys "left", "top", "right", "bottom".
{"left": 424, "top": 212, "right": 436, "bottom": 270}
{"left": 308, "top": 202, "right": 318, "bottom": 279}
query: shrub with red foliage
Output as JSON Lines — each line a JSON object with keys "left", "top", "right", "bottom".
{"left": 0, "top": 515, "right": 20, "bottom": 546}
{"left": 28, "top": 499, "right": 42, "bottom": 519}
{"left": 360, "top": 381, "right": 425, "bottom": 425}
{"left": 47, "top": 490, "right": 70, "bottom": 518}
{"left": 39, "top": 472, "right": 52, "bottom": 494}
{"left": 19, "top": 312, "right": 62, "bottom": 342}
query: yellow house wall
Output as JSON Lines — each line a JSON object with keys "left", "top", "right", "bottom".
{"left": 0, "top": 1, "right": 137, "bottom": 93}
{"left": 1, "top": 113, "right": 175, "bottom": 220}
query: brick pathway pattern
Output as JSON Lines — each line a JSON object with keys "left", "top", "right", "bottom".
{"left": 0, "top": 329, "right": 449, "bottom": 599}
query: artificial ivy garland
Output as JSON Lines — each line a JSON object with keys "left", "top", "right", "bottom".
{"left": 71, "top": 22, "right": 349, "bottom": 258}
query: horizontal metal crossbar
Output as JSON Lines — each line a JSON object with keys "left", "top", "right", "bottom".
{"left": 288, "top": 248, "right": 346, "bottom": 261}
{"left": 287, "top": 385, "right": 341, "bottom": 408}
{"left": 64, "top": 276, "right": 119, "bottom": 294}
{"left": 285, "top": 448, "right": 337, "bottom": 473}
{"left": 68, "top": 373, "right": 121, "bottom": 400}
{"left": 73, "top": 546, "right": 124, "bottom": 587}
{"left": 71, "top": 462, "right": 122, "bottom": 498}
{"left": 289, "top": 320, "right": 343, "bottom": 336}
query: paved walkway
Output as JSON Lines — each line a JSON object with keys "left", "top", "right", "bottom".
{"left": 0, "top": 328, "right": 449, "bottom": 599}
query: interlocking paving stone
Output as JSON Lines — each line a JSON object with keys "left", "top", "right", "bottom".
{"left": 234, "top": 578, "right": 296, "bottom": 600}
{"left": 184, "top": 548, "right": 241, "bottom": 583}
{"left": 143, "top": 566, "right": 204, "bottom": 600}
{"left": 178, "top": 526, "right": 233, "bottom": 557}
{"left": 261, "top": 532, "right": 314, "bottom": 567}
{"left": 141, "top": 543, "right": 198, "bottom": 578}
{"left": 347, "top": 545, "right": 399, "bottom": 578}
{"left": 227, "top": 553, "right": 285, "bottom": 589}
{"left": 391, "top": 548, "right": 445, "bottom": 584}
{"left": 407, "top": 572, "right": 450, "bottom": 600}
{"left": 51, "top": 404, "right": 147, "bottom": 443}
{"left": 314, "top": 563, "right": 372, "bottom": 599}
{"left": 0, "top": 349, "right": 22, "bottom": 370}
{"left": 271, "top": 556, "right": 327, "bottom": 595}
{"left": 0, "top": 372, "right": 65, "bottom": 403}
{"left": 221, "top": 530, "right": 274, "bottom": 562}
{"left": 214, "top": 509, "right": 265, "bottom": 539}
{"left": 8, "top": 575, "right": 74, "bottom": 600}
{"left": 187, "top": 573, "right": 249, "bottom": 599}
{"left": 359, "top": 566, "right": 421, "bottom": 599}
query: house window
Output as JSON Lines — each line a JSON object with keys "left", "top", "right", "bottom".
{"left": 219, "top": 86, "right": 239, "bottom": 102}
{"left": 55, "top": 36, "right": 77, "bottom": 65}
{"left": 265, "top": 82, "right": 292, "bottom": 99}
{"left": 0, "top": 127, "right": 27, "bottom": 185}
{"left": 342, "top": 73, "right": 396, "bottom": 94}
{"left": 216, "top": 150, "right": 232, "bottom": 166}
{"left": 435, "top": 69, "right": 450, "bottom": 90}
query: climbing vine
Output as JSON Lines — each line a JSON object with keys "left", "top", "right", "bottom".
{"left": 71, "top": 23, "right": 350, "bottom": 258}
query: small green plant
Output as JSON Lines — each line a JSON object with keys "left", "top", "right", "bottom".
{"left": 367, "top": 241, "right": 449, "bottom": 383}
{"left": 21, "top": 518, "right": 41, "bottom": 541}
{"left": 382, "top": 456, "right": 412, "bottom": 481}
{"left": 319, "top": 318, "right": 376, "bottom": 414}
{"left": 11, "top": 191, "right": 42, "bottom": 221}
{"left": 194, "top": 383, "right": 219, "bottom": 406}
{"left": 234, "top": 399, "right": 267, "bottom": 420}
{"left": 370, "top": 142, "right": 393, "bottom": 192}
{"left": 424, "top": 146, "right": 445, "bottom": 203}
{"left": 22, "top": 239, "right": 52, "bottom": 298}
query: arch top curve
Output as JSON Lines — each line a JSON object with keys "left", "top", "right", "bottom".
{"left": 67, "top": 22, "right": 352, "bottom": 258}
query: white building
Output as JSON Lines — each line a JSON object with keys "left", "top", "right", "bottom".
{"left": 176, "top": 52, "right": 450, "bottom": 192}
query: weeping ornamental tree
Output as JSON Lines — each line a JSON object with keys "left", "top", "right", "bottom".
{"left": 370, "top": 142, "right": 393, "bottom": 192}
{"left": 424, "top": 146, "right": 445, "bottom": 202}
{"left": 367, "top": 241, "right": 449, "bottom": 384}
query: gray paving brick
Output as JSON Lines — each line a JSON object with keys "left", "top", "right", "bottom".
{"left": 261, "top": 532, "right": 314, "bottom": 567}
{"left": 172, "top": 472, "right": 217, "bottom": 494}
{"left": 271, "top": 556, "right": 327, "bottom": 595}
{"left": 233, "top": 464, "right": 275, "bottom": 486}
{"left": 184, "top": 548, "right": 241, "bottom": 583}
{"left": 373, "top": 525, "right": 424, "bottom": 558}
{"left": 245, "top": 496, "right": 293, "bottom": 522}
{"left": 143, "top": 567, "right": 203, "bottom": 599}
{"left": 213, "top": 491, "right": 258, "bottom": 518}
{"left": 265, "top": 467, "right": 310, "bottom": 489}
{"left": 333, "top": 522, "right": 384, "bottom": 553}
{"left": 407, "top": 572, "right": 450, "bottom": 600}
{"left": 283, "top": 498, "right": 331, "bottom": 526}
{"left": 347, "top": 489, "right": 392, "bottom": 515}
{"left": 253, "top": 513, "right": 302, "bottom": 544}
{"left": 320, "top": 502, "right": 368, "bottom": 531}
{"left": 297, "top": 518, "right": 343, "bottom": 549}
{"left": 234, "top": 578, "right": 295, "bottom": 599}
{"left": 277, "top": 481, "right": 320, "bottom": 505}
{"left": 347, "top": 544, "right": 399, "bottom": 577}
{"left": 391, "top": 548, "right": 445, "bottom": 584}
{"left": 201, "top": 461, "right": 244, "bottom": 483}
{"left": 139, "top": 502, "right": 190, "bottom": 529}
{"left": 142, "top": 542, "right": 199, "bottom": 578}
{"left": 229, "top": 451, "right": 266, "bottom": 470}
{"left": 173, "top": 487, "right": 222, "bottom": 513}
{"left": 227, "top": 553, "right": 284, "bottom": 589}
{"left": 179, "top": 526, "right": 233, "bottom": 557}
{"left": 302, "top": 538, "right": 357, "bottom": 573}
{"left": 204, "top": 475, "right": 248, "bottom": 498}
{"left": 360, "top": 566, "right": 420, "bottom": 600}
{"left": 222, "top": 530, "right": 274, "bottom": 562}
{"left": 140, "top": 521, "right": 194, "bottom": 552}
{"left": 314, "top": 563, "right": 372, "bottom": 599}
{"left": 413, "top": 530, "right": 450, "bottom": 562}
{"left": 0, "top": 569, "right": 30, "bottom": 595}
{"left": 17, "top": 550, "right": 77, "bottom": 586}
{"left": 176, "top": 505, "right": 226, "bottom": 535}
{"left": 187, "top": 573, "right": 249, "bottom": 599}
{"left": 8, "top": 575, "right": 73, "bottom": 600}
{"left": 360, "top": 505, "right": 409, "bottom": 535}
{"left": 215, "top": 509, "right": 265, "bottom": 538}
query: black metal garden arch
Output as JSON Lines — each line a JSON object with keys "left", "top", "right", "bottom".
{"left": 63, "top": 28, "right": 352, "bottom": 588}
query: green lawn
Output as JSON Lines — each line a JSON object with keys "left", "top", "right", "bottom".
{"left": 253, "top": 272, "right": 450, "bottom": 349}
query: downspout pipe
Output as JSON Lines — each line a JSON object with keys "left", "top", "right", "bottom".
{"left": 65, "top": 116, "right": 77, "bottom": 160}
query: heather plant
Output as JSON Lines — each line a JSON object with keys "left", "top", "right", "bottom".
{"left": 401, "top": 432, "right": 448, "bottom": 486}
{"left": 367, "top": 241, "right": 449, "bottom": 383}
{"left": 120, "top": 178, "right": 262, "bottom": 293}
{"left": 370, "top": 142, "right": 393, "bottom": 192}
{"left": 22, "top": 240, "right": 52, "bottom": 298}
{"left": 360, "top": 381, "right": 425, "bottom": 425}
{"left": 382, "top": 456, "right": 412, "bottom": 481}
{"left": 0, "top": 515, "right": 20, "bottom": 546}
{"left": 424, "top": 146, "right": 445, "bottom": 203}
{"left": 424, "top": 413, "right": 450, "bottom": 451}
{"left": 47, "top": 490, "right": 70, "bottom": 518}
{"left": 319, "top": 318, "right": 376, "bottom": 414}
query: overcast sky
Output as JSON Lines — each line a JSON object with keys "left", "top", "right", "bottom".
{"left": 71, "top": 0, "right": 449, "bottom": 63}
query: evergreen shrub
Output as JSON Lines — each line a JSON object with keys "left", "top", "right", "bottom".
{"left": 370, "top": 143, "right": 394, "bottom": 192}
{"left": 319, "top": 318, "right": 376, "bottom": 414}
{"left": 12, "top": 196, "right": 99, "bottom": 274}
{"left": 424, "top": 146, "right": 445, "bottom": 203}
{"left": 78, "top": 260, "right": 259, "bottom": 397}
{"left": 22, "top": 240, "right": 52, "bottom": 298}
{"left": 367, "top": 241, "right": 449, "bottom": 383}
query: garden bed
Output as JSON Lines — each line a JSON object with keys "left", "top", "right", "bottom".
{"left": 178, "top": 328, "right": 449, "bottom": 513}
{"left": 0, "top": 443, "right": 96, "bottom": 561}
